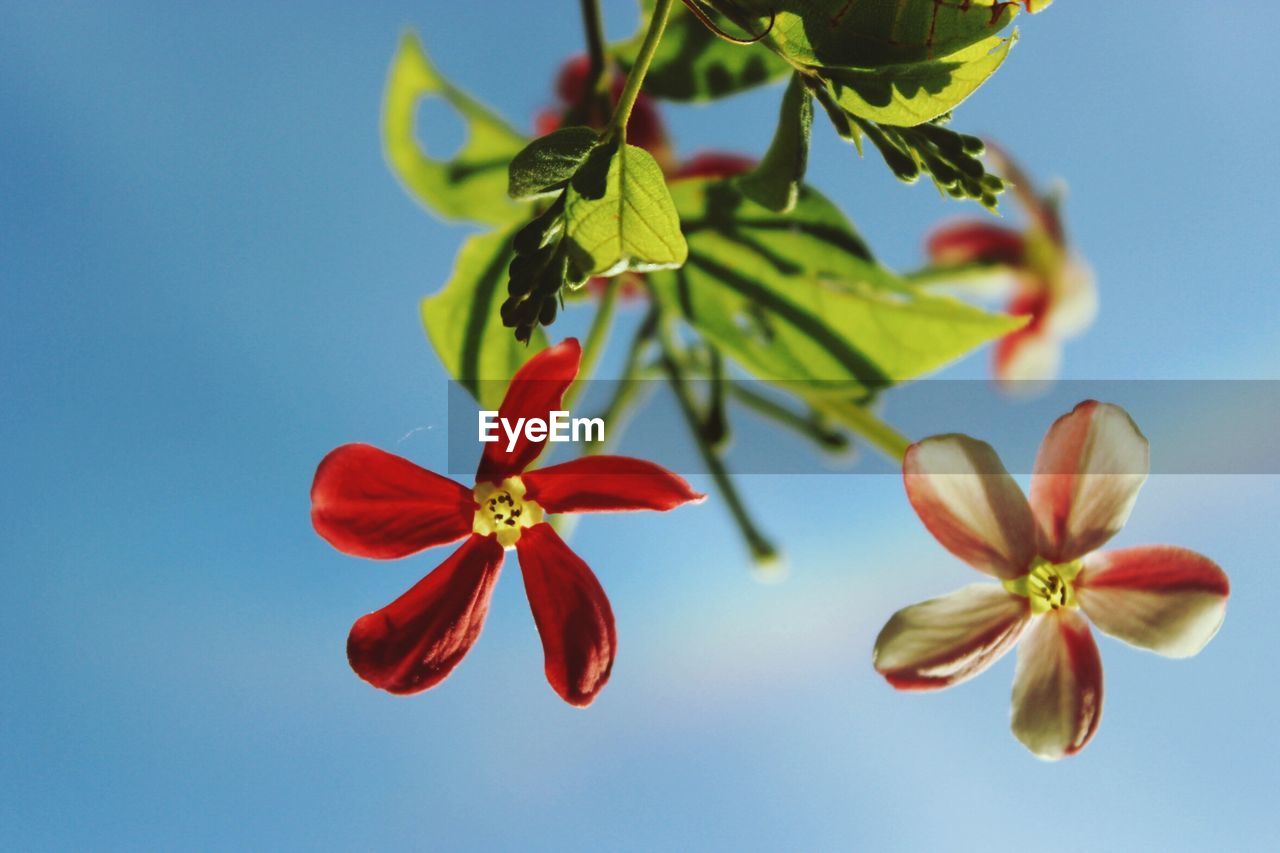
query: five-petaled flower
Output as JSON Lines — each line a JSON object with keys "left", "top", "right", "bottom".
{"left": 926, "top": 145, "right": 1096, "bottom": 386}
{"left": 311, "top": 338, "right": 704, "bottom": 706}
{"left": 873, "top": 400, "right": 1229, "bottom": 759}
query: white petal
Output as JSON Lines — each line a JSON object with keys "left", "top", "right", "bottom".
{"left": 1076, "top": 547, "right": 1229, "bottom": 658}
{"left": 1011, "top": 609, "right": 1104, "bottom": 760}
{"left": 1044, "top": 256, "right": 1097, "bottom": 339}
{"left": 874, "top": 584, "right": 1030, "bottom": 690}
{"left": 1029, "top": 401, "right": 1149, "bottom": 562}
{"left": 904, "top": 435, "right": 1037, "bottom": 579}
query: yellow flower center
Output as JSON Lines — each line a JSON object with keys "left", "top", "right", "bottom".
{"left": 472, "top": 477, "right": 544, "bottom": 549}
{"left": 1003, "top": 558, "right": 1081, "bottom": 615}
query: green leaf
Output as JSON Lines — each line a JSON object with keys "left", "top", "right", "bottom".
{"left": 422, "top": 227, "right": 547, "bottom": 408}
{"left": 508, "top": 127, "right": 600, "bottom": 202}
{"left": 735, "top": 0, "right": 1019, "bottom": 68}
{"left": 563, "top": 140, "right": 688, "bottom": 278}
{"left": 820, "top": 34, "right": 1015, "bottom": 126}
{"left": 648, "top": 179, "right": 1023, "bottom": 391}
{"left": 615, "top": 1, "right": 791, "bottom": 102}
{"left": 737, "top": 73, "right": 812, "bottom": 213}
{"left": 853, "top": 115, "right": 1005, "bottom": 209}
{"left": 383, "top": 31, "right": 528, "bottom": 226}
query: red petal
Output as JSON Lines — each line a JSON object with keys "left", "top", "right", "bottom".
{"left": 522, "top": 455, "right": 705, "bottom": 514}
{"left": 672, "top": 152, "right": 758, "bottom": 181}
{"left": 515, "top": 523, "right": 616, "bottom": 706}
{"left": 1076, "top": 546, "right": 1229, "bottom": 657}
{"left": 476, "top": 339, "right": 581, "bottom": 483}
{"left": 1029, "top": 400, "right": 1149, "bottom": 562}
{"left": 347, "top": 534, "right": 505, "bottom": 695}
{"left": 311, "top": 444, "right": 474, "bottom": 559}
{"left": 874, "top": 584, "right": 1030, "bottom": 690}
{"left": 926, "top": 221, "right": 1026, "bottom": 266}
{"left": 1010, "top": 610, "right": 1104, "bottom": 759}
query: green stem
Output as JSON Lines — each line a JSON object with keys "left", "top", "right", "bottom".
{"left": 729, "top": 383, "right": 850, "bottom": 452}
{"left": 567, "top": 0, "right": 612, "bottom": 128}
{"left": 584, "top": 308, "right": 657, "bottom": 455}
{"left": 564, "top": 275, "right": 619, "bottom": 410}
{"left": 579, "top": 0, "right": 608, "bottom": 89}
{"left": 658, "top": 325, "right": 778, "bottom": 565}
{"left": 608, "top": 0, "right": 675, "bottom": 136}
{"left": 813, "top": 398, "right": 911, "bottom": 463}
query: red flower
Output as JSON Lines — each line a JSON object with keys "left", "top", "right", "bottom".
{"left": 535, "top": 55, "right": 672, "bottom": 169}
{"left": 926, "top": 146, "right": 1096, "bottom": 386}
{"left": 672, "top": 151, "right": 758, "bottom": 181}
{"left": 311, "top": 339, "right": 704, "bottom": 705}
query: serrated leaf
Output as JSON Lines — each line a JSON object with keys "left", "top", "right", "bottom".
{"left": 733, "top": 0, "right": 1018, "bottom": 68}
{"left": 422, "top": 227, "right": 547, "bottom": 408}
{"left": 615, "top": 1, "right": 791, "bottom": 102}
{"left": 649, "top": 178, "right": 1023, "bottom": 391}
{"left": 508, "top": 127, "right": 600, "bottom": 201}
{"left": 564, "top": 141, "right": 688, "bottom": 278}
{"left": 383, "top": 31, "right": 527, "bottom": 226}
{"left": 821, "top": 34, "right": 1015, "bottom": 126}
{"left": 738, "top": 73, "right": 813, "bottom": 213}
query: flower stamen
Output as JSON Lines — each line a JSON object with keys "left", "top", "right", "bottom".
{"left": 1004, "top": 558, "right": 1081, "bottom": 615}
{"left": 473, "top": 477, "right": 544, "bottom": 548}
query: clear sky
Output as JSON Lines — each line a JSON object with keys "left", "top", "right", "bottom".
{"left": 3, "top": 1, "right": 1277, "bottom": 849}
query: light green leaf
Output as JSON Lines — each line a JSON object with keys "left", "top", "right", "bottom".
{"left": 821, "top": 34, "right": 1015, "bottom": 126}
{"left": 615, "top": 1, "right": 791, "bottom": 102}
{"left": 508, "top": 126, "right": 599, "bottom": 202}
{"left": 421, "top": 227, "right": 547, "bottom": 409}
{"left": 649, "top": 179, "right": 1023, "bottom": 391}
{"left": 564, "top": 141, "right": 688, "bottom": 278}
{"left": 736, "top": 0, "right": 1018, "bottom": 68}
{"left": 738, "top": 73, "right": 812, "bottom": 213}
{"left": 383, "top": 31, "right": 527, "bottom": 226}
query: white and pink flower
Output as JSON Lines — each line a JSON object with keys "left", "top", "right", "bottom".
{"left": 926, "top": 146, "right": 1096, "bottom": 386}
{"left": 874, "top": 400, "right": 1229, "bottom": 759}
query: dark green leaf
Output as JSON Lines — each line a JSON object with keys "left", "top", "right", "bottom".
{"left": 614, "top": 1, "right": 791, "bottom": 102}
{"left": 738, "top": 73, "right": 813, "bottom": 213}
{"left": 731, "top": 0, "right": 1019, "bottom": 68}
{"left": 854, "top": 115, "right": 1005, "bottom": 209}
{"left": 508, "top": 126, "right": 600, "bottom": 201}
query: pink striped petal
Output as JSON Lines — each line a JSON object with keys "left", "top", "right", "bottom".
{"left": 874, "top": 584, "right": 1030, "bottom": 690}
{"left": 1010, "top": 609, "right": 1103, "bottom": 760}
{"left": 1076, "top": 546, "right": 1229, "bottom": 658}
{"left": 993, "top": 325, "right": 1060, "bottom": 385}
{"left": 904, "top": 435, "right": 1037, "bottom": 579}
{"left": 1029, "top": 401, "right": 1149, "bottom": 563}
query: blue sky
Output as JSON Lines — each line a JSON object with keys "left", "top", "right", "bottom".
{"left": 3, "top": 1, "right": 1278, "bottom": 849}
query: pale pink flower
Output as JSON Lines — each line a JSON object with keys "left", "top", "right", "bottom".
{"left": 926, "top": 145, "right": 1096, "bottom": 386}
{"left": 874, "top": 400, "right": 1229, "bottom": 759}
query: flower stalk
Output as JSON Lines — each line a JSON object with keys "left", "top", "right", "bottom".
{"left": 608, "top": 0, "right": 675, "bottom": 137}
